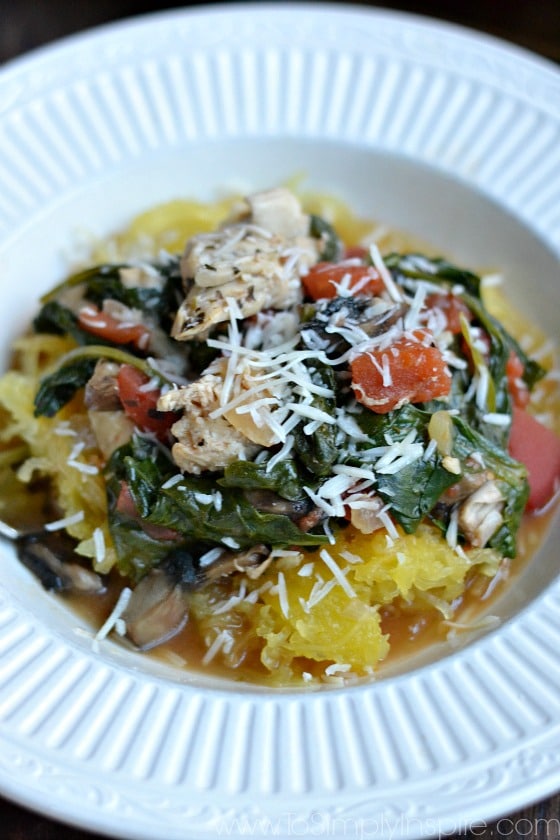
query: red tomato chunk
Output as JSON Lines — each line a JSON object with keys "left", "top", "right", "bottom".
{"left": 506, "top": 351, "right": 530, "bottom": 409}
{"left": 78, "top": 304, "right": 151, "bottom": 350}
{"left": 116, "top": 481, "right": 180, "bottom": 541}
{"left": 425, "top": 292, "right": 472, "bottom": 335}
{"left": 509, "top": 406, "right": 560, "bottom": 511}
{"left": 351, "top": 331, "right": 452, "bottom": 413}
{"left": 117, "top": 364, "right": 178, "bottom": 441}
{"left": 302, "top": 261, "right": 384, "bottom": 300}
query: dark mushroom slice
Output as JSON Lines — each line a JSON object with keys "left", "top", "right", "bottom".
{"left": 122, "top": 567, "right": 189, "bottom": 651}
{"left": 196, "top": 544, "right": 271, "bottom": 586}
{"left": 243, "top": 490, "right": 313, "bottom": 521}
{"left": 84, "top": 359, "right": 122, "bottom": 411}
{"left": 121, "top": 544, "right": 273, "bottom": 651}
{"left": 299, "top": 297, "right": 406, "bottom": 359}
{"left": 296, "top": 506, "right": 326, "bottom": 533}
{"left": 17, "top": 532, "right": 105, "bottom": 594}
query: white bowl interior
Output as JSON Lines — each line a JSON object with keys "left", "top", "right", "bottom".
{"left": 1, "top": 139, "right": 558, "bottom": 687}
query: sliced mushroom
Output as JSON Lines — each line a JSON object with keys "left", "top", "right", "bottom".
{"left": 84, "top": 359, "right": 122, "bottom": 411}
{"left": 17, "top": 533, "right": 105, "bottom": 594}
{"left": 295, "top": 507, "right": 326, "bottom": 533}
{"left": 122, "top": 568, "right": 188, "bottom": 651}
{"left": 197, "top": 544, "right": 271, "bottom": 585}
{"left": 360, "top": 302, "right": 408, "bottom": 338}
{"left": 243, "top": 490, "right": 313, "bottom": 520}
{"left": 299, "top": 298, "right": 406, "bottom": 358}
{"left": 458, "top": 480, "right": 504, "bottom": 548}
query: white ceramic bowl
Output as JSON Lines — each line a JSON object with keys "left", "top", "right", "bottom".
{"left": 0, "top": 5, "right": 559, "bottom": 838}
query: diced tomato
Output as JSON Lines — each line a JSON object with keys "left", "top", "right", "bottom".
{"left": 78, "top": 304, "right": 151, "bottom": 351}
{"left": 302, "top": 261, "right": 384, "bottom": 300}
{"left": 117, "top": 364, "right": 178, "bottom": 441}
{"left": 509, "top": 406, "right": 560, "bottom": 511}
{"left": 116, "top": 481, "right": 180, "bottom": 541}
{"left": 426, "top": 292, "right": 472, "bottom": 334}
{"left": 506, "top": 351, "right": 530, "bottom": 408}
{"left": 350, "top": 330, "right": 452, "bottom": 414}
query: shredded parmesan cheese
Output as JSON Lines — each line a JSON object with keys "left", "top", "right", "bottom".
{"left": 45, "top": 510, "right": 85, "bottom": 532}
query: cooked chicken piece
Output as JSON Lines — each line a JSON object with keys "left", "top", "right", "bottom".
{"left": 245, "top": 187, "right": 310, "bottom": 239}
{"left": 172, "top": 271, "right": 304, "bottom": 340}
{"left": 215, "top": 358, "right": 281, "bottom": 447}
{"left": 173, "top": 188, "right": 319, "bottom": 340}
{"left": 181, "top": 224, "right": 281, "bottom": 289}
{"left": 84, "top": 360, "right": 122, "bottom": 411}
{"left": 157, "top": 371, "right": 260, "bottom": 474}
{"left": 458, "top": 480, "right": 504, "bottom": 548}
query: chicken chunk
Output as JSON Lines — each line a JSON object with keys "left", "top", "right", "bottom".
{"left": 84, "top": 360, "right": 122, "bottom": 411}
{"left": 245, "top": 187, "right": 310, "bottom": 239}
{"left": 157, "top": 371, "right": 260, "bottom": 474}
{"left": 172, "top": 188, "right": 319, "bottom": 340}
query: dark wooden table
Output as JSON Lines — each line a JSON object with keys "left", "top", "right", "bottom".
{"left": 1, "top": 1, "right": 559, "bottom": 838}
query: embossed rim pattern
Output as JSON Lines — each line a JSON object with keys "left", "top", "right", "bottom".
{"left": 0, "top": 5, "right": 559, "bottom": 838}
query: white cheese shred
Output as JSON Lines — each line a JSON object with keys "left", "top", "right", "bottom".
{"left": 319, "top": 549, "right": 356, "bottom": 599}
{"left": 95, "top": 587, "right": 132, "bottom": 644}
{"left": 202, "top": 629, "right": 234, "bottom": 666}
{"left": 44, "top": 510, "right": 85, "bottom": 532}
{"left": 369, "top": 243, "right": 403, "bottom": 302}
{"left": 277, "top": 571, "right": 290, "bottom": 618}
{"left": 93, "top": 527, "right": 106, "bottom": 566}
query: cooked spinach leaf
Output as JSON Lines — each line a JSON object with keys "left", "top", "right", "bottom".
{"left": 353, "top": 404, "right": 460, "bottom": 532}
{"left": 105, "top": 510, "right": 177, "bottom": 580}
{"left": 384, "top": 253, "right": 482, "bottom": 298}
{"left": 309, "top": 214, "right": 343, "bottom": 262}
{"left": 33, "top": 345, "right": 171, "bottom": 418}
{"left": 38, "top": 260, "right": 183, "bottom": 336}
{"left": 377, "top": 458, "right": 460, "bottom": 533}
{"left": 450, "top": 415, "right": 529, "bottom": 557}
{"left": 351, "top": 400, "right": 528, "bottom": 553}
{"left": 220, "top": 459, "right": 309, "bottom": 501}
{"left": 292, "top": 362, "right": 338, "bottom": 476}
{"left": 104, "top": 435, "right": 178, "bottom": 579}
{"left": 462, "top": 292, "right": 545, "bottom": 392}
{"left": 34, "top": 357, "right": 97, "bottom": 418}
{"left": 355, "top": 402, "right": 428, "bottom": 442}
{"left": 148, "top": 482, "right": 327, "bottom": 549}
{"left": 105, "top": 436, "right": 327, "bottom": 577}
{"left": 83, "top": 261, "right": 182, "bottom": 331}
